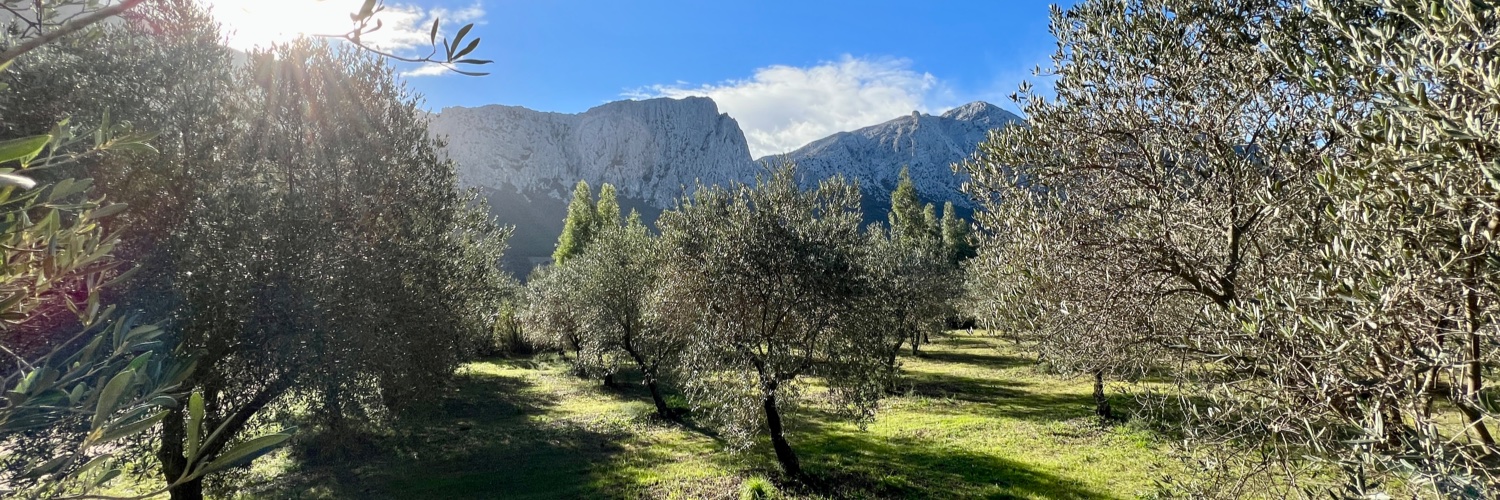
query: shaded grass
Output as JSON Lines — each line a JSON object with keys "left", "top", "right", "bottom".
{"left": 238, "top": 333, "right": 1171, "bottom": 499}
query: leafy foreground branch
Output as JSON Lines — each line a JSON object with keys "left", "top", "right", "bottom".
{"left": 0, "top": 89, "right": 290, "bottom": 499}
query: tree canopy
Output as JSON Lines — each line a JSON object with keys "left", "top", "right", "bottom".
{"left": 658, "top": 164, "right": 887, "bottom": 477}
{"left": 963, "top": 0, "right": 1500, "bottom": 494}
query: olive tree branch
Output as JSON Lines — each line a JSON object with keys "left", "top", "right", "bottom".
{"left": 0, "top": 0, "right": 146, "bottom": 66}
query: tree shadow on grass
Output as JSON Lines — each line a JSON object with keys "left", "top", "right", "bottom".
{"left": 894, "top": 368, "right": 1132, "bottom": 425}
{"left": 579, "top": 362, "right": 1121, "bottom": 498}
{"left": 896, "top": 370, "right": 1034, "bottom": 404}
{"left": 933, "top": 334, "right": 1007, "bottom": 349}
{"left": 915, "top": 376, "right": 1154, "bottom": 430}
{"left": 897, "top": 334, "right": 1143, "bottom": 424}
{"left": 250, "top": 360, "right": 633, "bottom": 499}
{"left": 785, "top": 413, "right": 1121, "bottom": 499}
{"left": 588, "top": 367, "right": 726, "bottom": 439}
{"left": 915, "top": 348, "right": 1035, "bottom": 368}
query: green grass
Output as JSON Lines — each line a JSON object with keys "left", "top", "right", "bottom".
{"left": 233, "top": 333, "right": 1171, "bottom": 499}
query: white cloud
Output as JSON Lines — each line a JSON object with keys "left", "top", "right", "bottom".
{"left": 630, "top": 56, "right": 955, "bottom": 158}
{"left": 366, "top": 2, "right": 486, "bottom": 52}
{"left": 202, "top": 1, "right": 484, "bottom": 64}
{"left": 401, "top": 63, "right": 451, "bottom": 78}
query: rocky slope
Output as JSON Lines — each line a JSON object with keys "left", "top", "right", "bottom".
{"left": 759, "top": 101, "right": 1022, "bottom": 209}
{"left": 428, "top": 97, "right": 1020, "bottom": 276}
{"left": 430, "top": 97, "right": 756, "bottom": 207}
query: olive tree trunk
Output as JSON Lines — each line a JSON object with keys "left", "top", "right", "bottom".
{"left": 157, "top": 406, "right": 204, "bottom": 500}
{"left": 646, "top": 379, "right": 671, "bottom": 417}
{"left": 762, "top": 388, "right": 801, "bottom": 477}
{"left": 1092, "top": 370, "right": 1112, "bottom": 420}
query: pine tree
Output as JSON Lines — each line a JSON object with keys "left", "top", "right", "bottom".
{"left": 940, "top": 202, "right": 975, "bottom": 264}
{"left": 596, "top": 183, "right": 622, "bottom": 228}
{"left": 889, "top": 166, "right": 935, "bottom": 244}
{"left": 554, "top": 180, "right": 598, "bottom": 265}
{"left": 922, "top": 203, "right": 939, "bottom": 240}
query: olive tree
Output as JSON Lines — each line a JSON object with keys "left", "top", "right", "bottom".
{"left": 2, "top": 2, "right": 498, "bottom": 498}
{"left": 965, "top": 0, "right": 1500, "bottom": 494}
{"left": 960, "top": 0, "right": 1340, "bottom": 490}
{"left": 566, "top": 215, "right": 682, "bottom": 416}
{"left": 964, "top": 0, "right": 1328, "bottom": 416}
{"left": 1246, "top": 0, "right": 1500, "bottom": 493}
{"left": 658, "top": 164, "right": 886, "bottom": 477}
{"left": 0, "top": 3, "right": 287, "bottom": 496}
{"left": 150, "top": 39, "right": 510, "bottom": 500}
{"left": 526, "top": 182, "right": 626, "bottom": 370}
{"left": 965, "top": 191, "right": 1170, "bottom": 420}
{"left": 859, "top": 224, "right": 955, "bottom": 387}
{"left": 520, "top": 265, "right": 585, "bottom": 361}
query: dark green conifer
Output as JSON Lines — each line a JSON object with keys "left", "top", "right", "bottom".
{"left": 940, "top": 202, "right": 975, "bottom": 264}
{"left": 889, "top": 166, "right": 936, "bottom": 244}
{"left": 554, "top": 180, "right": 598, "bottom": 264}
{"left": 596, "top": 183, "right": 622, "bottom": 228}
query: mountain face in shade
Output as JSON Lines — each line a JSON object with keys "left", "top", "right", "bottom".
{"left": 427, "top": 97, "right": 1020, "bottom": 277}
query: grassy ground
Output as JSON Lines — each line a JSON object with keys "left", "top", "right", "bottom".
{"left": 234, "top": 332, "right": 1171, "bottom": 499}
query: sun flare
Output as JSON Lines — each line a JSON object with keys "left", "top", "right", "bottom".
{"left": 200, "top": 0, "right": 434, "bottom": 52}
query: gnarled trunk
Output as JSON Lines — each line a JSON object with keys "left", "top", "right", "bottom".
{"left": 621, "top": 339, "right": 670, "bottom": 418}
{"left": 1462, "top": 282, "right": 1496, "bottom": 447}
{"left": 885, "top": 348, "right": 902, "bottom": 393}
{"left": 762, "top": 388, "right": 801, "bottom": 477}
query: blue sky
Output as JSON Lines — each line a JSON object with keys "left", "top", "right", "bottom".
{"left": 209, "top": 0, "right": 1069, "bottom": 156}
{"left": 405, "top": 1, "right": 1066, "bottom": 111}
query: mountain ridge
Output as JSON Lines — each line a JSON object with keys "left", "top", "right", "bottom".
{"left": 431, "top": 96, "right": 755, "bottom": 208}
{"left": 756, "top": 100, "right": 1021, "bottom": 208}
{"left": 427, "top": 96, "right": 1021, "bottom": 276}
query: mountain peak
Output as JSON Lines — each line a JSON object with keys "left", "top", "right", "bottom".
{"left": 591, "top": 95, "right": 723, "bottom": 116}
{"left": 762, "top": 100, "right": 1022, "bottom": 211}
{"left": 941, "top": 101, "right": 1012, "bottom": 122}
{"left": 430, "top": 98, "right": 1021, "bottom": 276}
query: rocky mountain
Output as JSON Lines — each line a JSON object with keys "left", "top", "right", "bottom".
{"left": 427, "top": 97, "right": 1020, "bottom": 276}
{"left": 430, "top": 96, "right": 755, "bottom": 207}
{"left": 760, "top": 101, "right": 1022, "bottom": 211}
